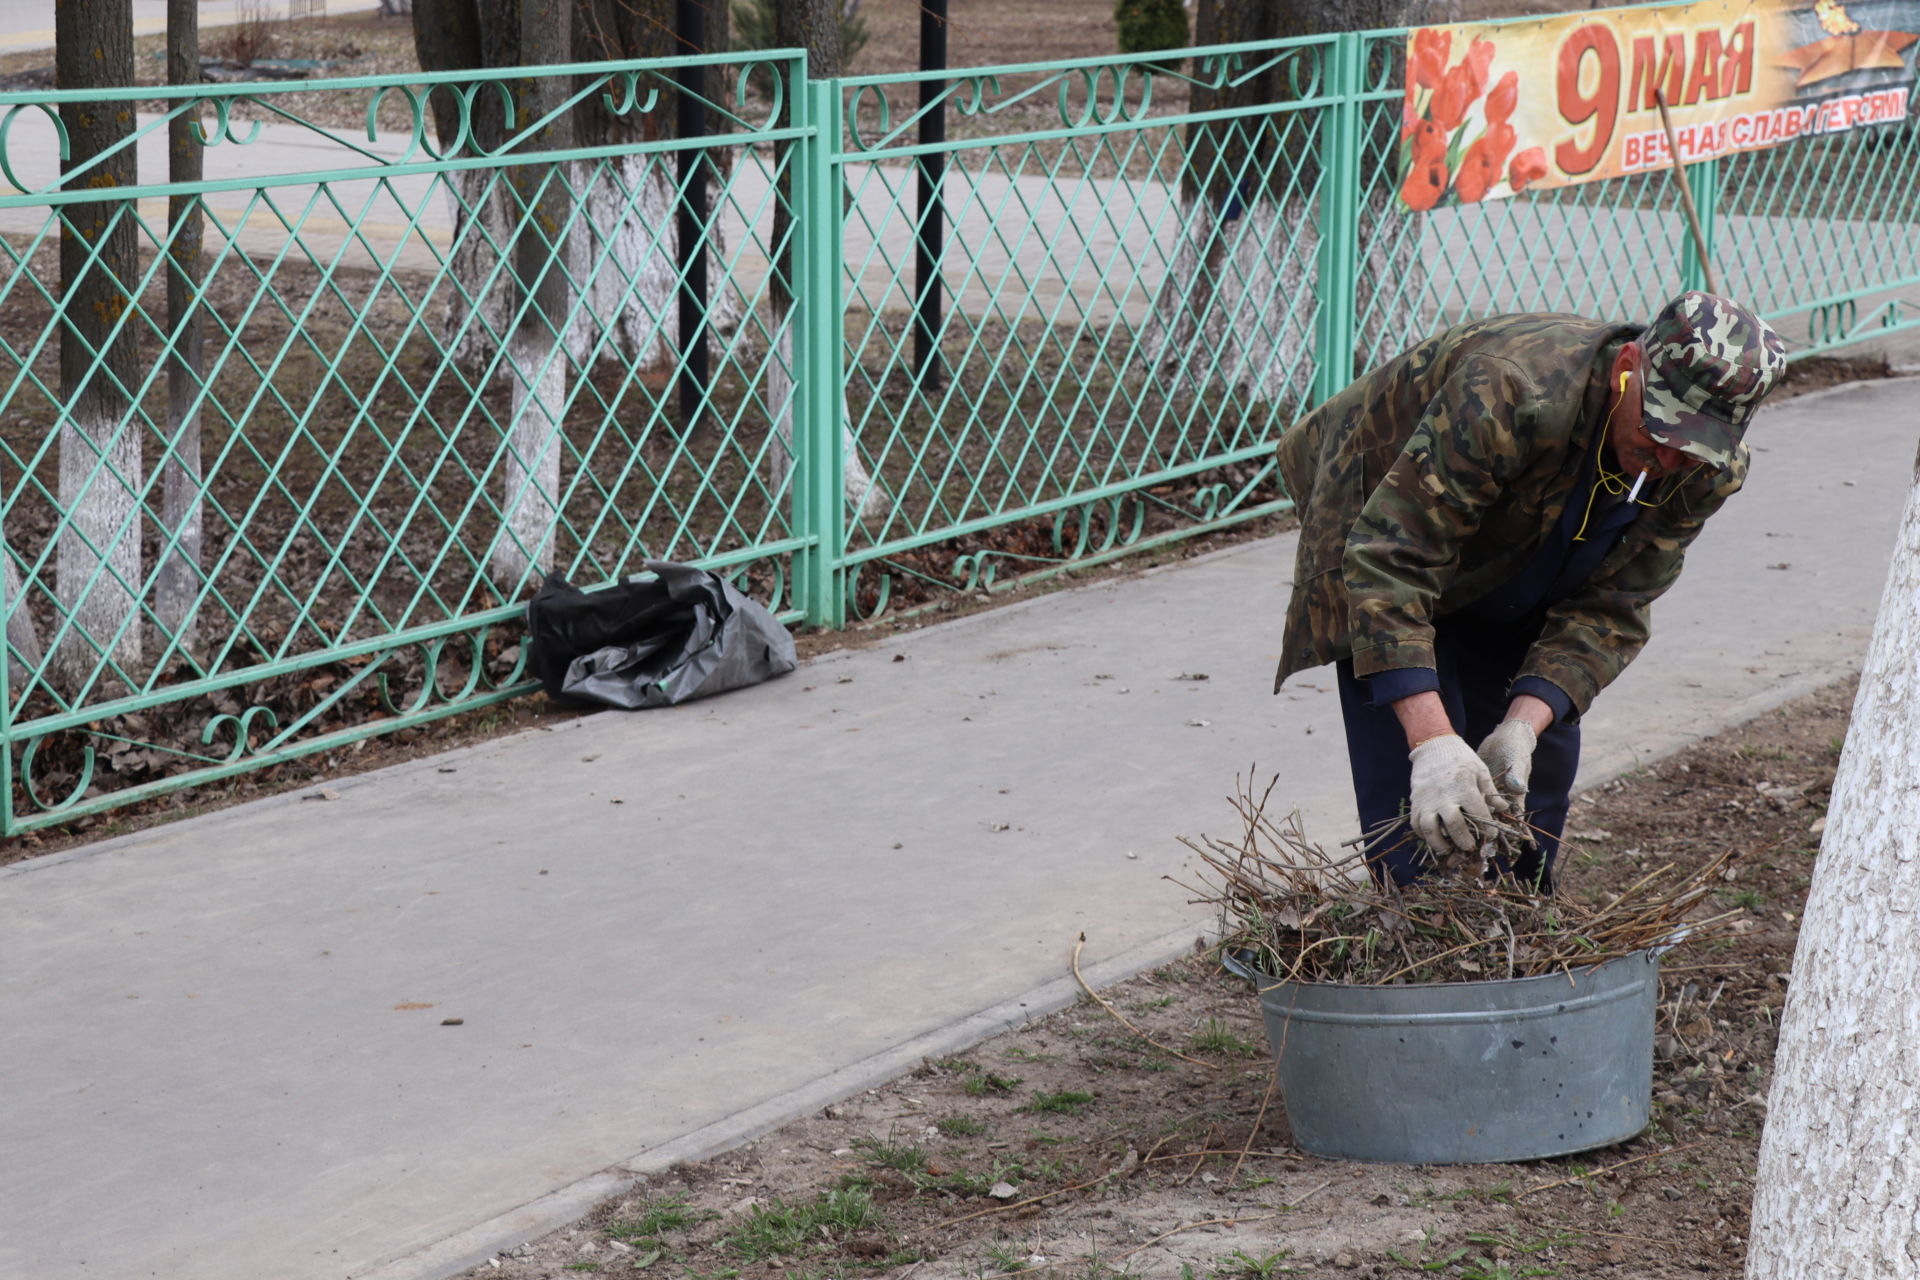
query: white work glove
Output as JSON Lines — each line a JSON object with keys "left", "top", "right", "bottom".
{"left": 1408, "top": 733, "right": 1505, "bottom": 856}
{"left": 1477, "top": 719, "right": 1539, "bottom": 803}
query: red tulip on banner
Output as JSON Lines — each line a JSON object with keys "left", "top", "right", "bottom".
{"left": 1401, "top": 156, "right": 1449, "bottom": 211}
{"left": 1509, "top": 147, "right": 1549, "bottom": 191}
{"left": 1485, "top": 70, "right": 1518, "bottom": 125}
{"left": 1455, "top": 140, "right": 1498, "bottom": 202}
{"left": 1408, "top": 118, "right": 1448, "bottom": 165}
{"left": 1412, "top": 27, "right": 1452, "bottom": 90}
{"left": 1430, "top": 63, "right": 1473, "bottom": 131}
{"left": 1463, "top": 37, "right": 1497, "bottom": 97}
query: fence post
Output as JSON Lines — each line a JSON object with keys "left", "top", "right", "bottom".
{"left": 0, "top": 513, "right": 11, "bottom": 839}
{"left": 1679, "top": 156, "right": 1720, "bottom": 296}
{"left": 673, "top": 0, "right": 712, "bottom": 431}
{"left": 1312, "top": 31, "right": 1364, "bottom": 410}
{"left": 795, "top": 74, "right": 847, "bottom": 629}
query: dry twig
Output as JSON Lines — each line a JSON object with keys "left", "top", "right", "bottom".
{"left": 1069, "top": 932, "right": 1220, "bottom": 1070}
{"left": 1515, "top": 1140, "right": 1708, "bottom": 1199}
{"left": 1179, "top": 773, "right": 1740, "bottom": 987}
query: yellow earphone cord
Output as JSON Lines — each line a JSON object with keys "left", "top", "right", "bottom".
{"left": 1571, "top": 370, "right": 1697, "bottom": 542}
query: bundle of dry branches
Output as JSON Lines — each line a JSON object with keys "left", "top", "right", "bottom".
{"left": 1173, "top": 774, "right": 1740, "bottom": 986}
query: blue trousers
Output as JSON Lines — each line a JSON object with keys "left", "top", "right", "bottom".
{"left": 1335, "top": 619, "right": 1579, "bottom": 891}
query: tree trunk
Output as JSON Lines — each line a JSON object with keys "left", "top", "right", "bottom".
{"left": 1137, "top": 0, "right": 1454, "bottom": 411}
{"left": 1745, "top": 441, "right": 1920, "bottom": 1278}
{"left": 54, "top": 0, "right": 142, "bottom": 686}
{"left": 2, "top": 551, "right": 42, "bottom": 692}
{"left": 489, "top": 0, "right": 573, "bottom": 588}
{"left": 158, "top": 0, "right": 206, "bottom": 656}
{"left": 414, "top": 0, "right": 741, "bottom": 381}
{"left": 764, "top": 0, "right": 886, "bottom": 522}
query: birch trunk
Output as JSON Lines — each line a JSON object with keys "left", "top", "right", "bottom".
{"left": 54, "top": 0, "right": 142, "bottom": 686}
{"left": 1746, "top": 439, "right": 1920, "bottom": 1278}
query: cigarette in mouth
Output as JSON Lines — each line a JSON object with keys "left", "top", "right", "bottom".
{"left": 1626, "top": 470, "right": 1649, "bottom": 503}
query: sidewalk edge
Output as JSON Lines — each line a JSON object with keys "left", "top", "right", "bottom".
{"left": 353, "top": 920, "right": 1215, "bottom": 1280}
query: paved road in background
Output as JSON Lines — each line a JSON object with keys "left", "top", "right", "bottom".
{"left": 1, "top": 377, "right": 1913, "bottom": 1280}
{"left": 0, "top": 1, "right": 385, "bottom": 55}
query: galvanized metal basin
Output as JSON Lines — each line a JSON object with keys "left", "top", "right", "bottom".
{"left": 1225, "top": 949, "right": 1659, "bottom": 1164}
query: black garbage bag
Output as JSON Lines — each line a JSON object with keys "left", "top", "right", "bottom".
{"left": 525, "top": 563, "right": 797, "bottom": 709}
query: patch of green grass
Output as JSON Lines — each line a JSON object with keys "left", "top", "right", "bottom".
{"left": 1027, "top": 1157, "right": 1077, "bottom": 1182}
{"left": 606, "top": 1193, "right": 707, "bottom": 1241}
{"left": 985, "top": 1239, "right": 1032, "bottom": 1272}
{"left": 1451, "top": 1179, "right": 1517, "bottom": 1204}
{"left": 1386, "top": 1227, "right": 1469, "bottom": 1272}
{"left": 1457, "top": 1261, "right": 1559, "bottom": 1280}
{"left": 1205, "top": 1247, "right": 1300, "bottom": 1277}
{"left": 1003, "top": 1046, "right": 1056, "bottom": 1063}
{"left": 1189, "top": 1018, "right": 1259, "bottom": 1057}
{"left": 1719, "top": 888, "right": 1767, "bottom": 910}
{"left": 937, "top": 1115, "right": 990, "bottom": 1138}
{"left": 1455, "top": 1228, "right": 1583, "bottom": 1279}
{"left": 928, "top": 1168, "right": 1001, "bottom": 1197}
{"left": 964, "top": 1071, "right": 1023, "bottom": 1097}
{"left": 722, "top": 1187, "right": 880, "bottom": 1261}
{"left": 854, "top": 1132, "right": 930, "bottom": 1175}
{"left": 1019, "top": 1089, "right": 1096, "bottom": 1116}
{"left": 1132, "top": 994, "right": 1177, "bottom": 1010}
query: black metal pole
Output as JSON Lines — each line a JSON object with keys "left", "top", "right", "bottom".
{"left": 914, "top": 0, "right": 949, "bottom": 388}
{"left": 675, "top": 0, "right": 711, "bottom": 429}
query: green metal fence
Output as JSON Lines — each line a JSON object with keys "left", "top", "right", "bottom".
{"left": 0, "top": 23, "right": 1915, "bottom": 832}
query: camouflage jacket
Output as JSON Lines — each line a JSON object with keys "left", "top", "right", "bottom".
{"left": 1273, "top": 313, "right": 1748, "bottom": 717}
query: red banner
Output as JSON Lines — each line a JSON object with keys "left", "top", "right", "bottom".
{"left": 1399, "top": 0, "right": 1920, "bottom": 210}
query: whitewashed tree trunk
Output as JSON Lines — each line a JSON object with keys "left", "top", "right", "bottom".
{"left": 54, "top": 415, "right": 142, "bottom": 683}
{"left": 440, "top": 160, "right": 743, "bottom": 378}
{"left": 55, "top": 0, "right": 142, "bottom": 687}
{"left": 157, "top": 324, "right": 206, "bottom": 654}
{"left": 1135, "top": 190, "right": 1433, "bottom": 411}
{"left": 765, "top": 325, "right": 889, "bottom": 522}
{"left": 1135, "top": 198, "right": 1316, "bottom": 408}
{"left": 490, "top": 330, "right": 565, "bottom": 585}
{"left": 158, "top": 0, "right": 206, "bottom": 656}
{"left": 1747, "top": 440, "right": 1920, "bottom": 1279}
{"left": 3, "top": 550, "right": 43, "bottom": 688}
{"left": 1136, "top": 1, "right": 1453, "bottom": 411}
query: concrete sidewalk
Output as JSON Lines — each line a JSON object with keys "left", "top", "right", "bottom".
{"left": 1, "top": 378, "right": 1913, "bottom": 1280}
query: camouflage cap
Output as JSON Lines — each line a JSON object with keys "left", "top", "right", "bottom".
{"left": 1639, "top": 291, "right": 1788, "bottom": 470}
